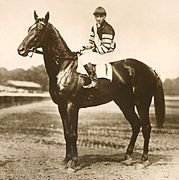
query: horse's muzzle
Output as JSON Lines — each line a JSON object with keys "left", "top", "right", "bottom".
{"left": 17, "top": 46, "right": 28, "bottom": 57}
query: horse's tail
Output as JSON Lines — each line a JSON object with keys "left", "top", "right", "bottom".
{"left": 154, "top": 76, "right": 165, "bottom": 128}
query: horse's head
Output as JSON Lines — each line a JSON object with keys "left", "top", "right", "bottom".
{"left": 18, "top": 11, "right": 50, "bottom": 57}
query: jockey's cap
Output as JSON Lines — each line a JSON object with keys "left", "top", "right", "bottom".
{"left": 93, "top": 6, "right": 107, "bottom": 16}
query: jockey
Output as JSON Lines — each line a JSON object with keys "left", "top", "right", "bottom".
{"left": 79, "top": 6, "right": 116, "bottom": 88}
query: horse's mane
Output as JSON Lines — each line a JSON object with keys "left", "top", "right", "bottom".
{"left": 48, "top": 22, "right": 78, "bottom": 62}
{"left": 46, "top": 22, "right": 78, "bottom": 72}
{"left": 49, "top": 23, "right": 72, "bottom": 54}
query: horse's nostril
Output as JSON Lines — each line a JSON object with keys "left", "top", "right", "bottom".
{"left": 18, "top": 47, "right": 26, "bottom": 55}
{"left": 17, "top": 46, "right": 29, "bottom": 56}
{"left": 18, "top": 47, "right": 24, "bottom": 52}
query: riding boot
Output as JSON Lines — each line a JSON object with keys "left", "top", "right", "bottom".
{"left": 83, "top": 63, "right": 99, "bottom": 89}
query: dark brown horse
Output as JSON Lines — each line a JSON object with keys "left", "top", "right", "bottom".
{"left": 18, "top": 11, "right": 165, "bottom": 168}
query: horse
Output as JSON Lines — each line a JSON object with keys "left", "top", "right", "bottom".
{"left": 17, "top": 11, "right": 165, "bottom": 168}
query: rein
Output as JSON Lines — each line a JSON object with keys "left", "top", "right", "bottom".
{"left": 28, "top": 22, "right": 49, "bottom": 57}
{"left": 27, "top": 21, "right": 80, "bottom": 65}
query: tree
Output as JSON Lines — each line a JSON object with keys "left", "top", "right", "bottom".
{"left": 163, "top": 77, "right": 179, "bottom": 95}
{"left": 26, "top": 65, "right": 49, "bottom": 91}
{"left": 0, "top": 67, "right": 8, "bottom": 84}
{"left": 0, "top": 65, "right": 49, "bottom": 92}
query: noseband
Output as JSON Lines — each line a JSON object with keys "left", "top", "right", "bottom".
{"left": 28, "top": 21, "right": 49, "bottom": 57}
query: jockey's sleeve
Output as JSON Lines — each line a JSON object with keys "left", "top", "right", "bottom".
{"left": 100, "top": 34, "right": 114, "bottom": 54}
{"left": 85, "top": 27, "right": 95, "bottom": 49}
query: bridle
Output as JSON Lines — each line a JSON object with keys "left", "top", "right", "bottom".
{"left": 28, "top": 21, "right": 49, "bottom": 57}
{"left": 27, "top": 20, "right": 80, "bottom": 62}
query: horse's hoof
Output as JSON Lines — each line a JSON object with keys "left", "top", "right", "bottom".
{"left": 141, "top": 154, "right": 148, "bottom": 161}
{"left": 67, "top": 159, "right": 79, "bottom": 169}
{"left": 124, "top": 154, "right": 132, "bottom": 161}
{"left": 123, "top": 155, "right": 133, "bottom": 165}
{"left": 136, "top": 160, "right": 150, "bottom": 169}
{"left": 61, "top": 158, "right": 71, "bottom": 168}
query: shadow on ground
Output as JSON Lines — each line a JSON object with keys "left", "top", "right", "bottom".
{"left": 75, "top": 151, "right": 172, "bottom": 171}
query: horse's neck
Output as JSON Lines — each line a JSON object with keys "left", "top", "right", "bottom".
{"left": 43, "top": 47, "right": 77, "bottom": 77}
{"left": 41, "top": 24, "right": 81, "bottom": 95}
{"left": 43, "top": 45, "right": 78, "bottom": 92}
{"left": 42, "top": 25, "right": 75, "bottom": 77}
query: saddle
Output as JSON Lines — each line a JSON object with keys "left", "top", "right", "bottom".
{"left": 77, "top": 63, "right": 113, "bottom": 81}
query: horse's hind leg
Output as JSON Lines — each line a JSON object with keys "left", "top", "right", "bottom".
{"left": 136, "top": 96, "right": 152, "bottom": 161}
{"left": 114, "top": 92, "right": 141, "bottom": 160}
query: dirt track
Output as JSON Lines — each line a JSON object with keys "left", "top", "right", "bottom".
{"left": 0, "top": 100, "right": 178, "bottom": 180}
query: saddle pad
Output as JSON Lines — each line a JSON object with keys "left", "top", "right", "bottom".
{"left": 76, "top": 63, "right": 113, "bottom": 81}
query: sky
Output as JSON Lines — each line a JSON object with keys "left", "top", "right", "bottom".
{"left": 0, "top": 0, "right": 179, "bottom": 80}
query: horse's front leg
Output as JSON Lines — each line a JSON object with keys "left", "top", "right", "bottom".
{"left": 67, "top": 101, "right": 79, "bottom": 168}
{"left": 58, "top": 103, "right": 72, "bottom": 165}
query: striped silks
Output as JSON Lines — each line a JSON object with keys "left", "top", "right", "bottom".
{"left": 99, "top": 33, "right": 113, "bottom": 53}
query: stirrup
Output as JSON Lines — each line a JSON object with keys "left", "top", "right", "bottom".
{"left": 83, "top": 81, "right": 99, "bottom": 89}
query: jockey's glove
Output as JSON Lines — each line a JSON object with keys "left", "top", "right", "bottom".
{"left": 79, "top": 46, "right": 88, "bottom": 55}
{"left": 79, "top": 48, "right": 85, "bottom": 55}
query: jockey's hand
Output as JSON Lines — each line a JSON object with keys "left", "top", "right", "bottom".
{"left": 77, "top": 51, "right": 82, "bottom": 56}
{"left": 79, "top": 46, "right": 86, "bottom": 55}
{"left": 82, "top": 45, "right": 92, "bottom": 51}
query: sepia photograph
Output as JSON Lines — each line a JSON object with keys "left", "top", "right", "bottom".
{"left": 0, "top": 0, "right": 179, "bottom": 179}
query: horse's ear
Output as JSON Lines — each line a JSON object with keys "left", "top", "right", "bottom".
{"left": 45, "top": 12, "right": 50, "bottom": 22}
{"left": 34, "top": 10, "right": 38, "bottom": 20}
